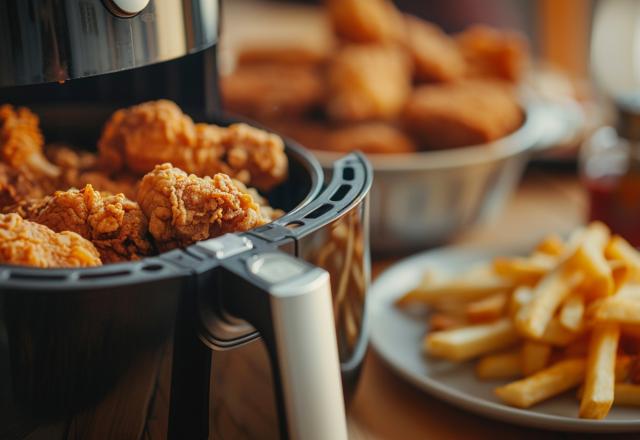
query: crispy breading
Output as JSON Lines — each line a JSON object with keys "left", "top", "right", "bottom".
{"left": 221, "top": 64, "right": 325, "bottom": 119}
{"left": 456, "top": 25, "right": 528, "bottom": 83}
{"left": 0, "top": 163, "right": 45, "bottom": 209}
{"left": 98, "top": 100, "right": 288, "bottom": 191}
{"left": 326, "top": 0, "right": 404, "bottom": 44}
{"left": 0, "top": 104, "right": 59, "bottom": 178}
{"left": 405, "top": 15, "right": 466, "bottom": 83}
{"left": 326, "top": 45, "right": 411, "bottom": 122}
{"left": 403, "top": 80, "right": 522, "bottom": 149}
{"left": 0, "top": 213, "right": 101, "bottom": 268}
{"left": 137, "top": 163, "right": 269, "bottom": 251}
{"left": 9, "top": 185, "right": 154, "bottom": 263}
{"left": 326, "top": 122, "right": 417, "bottom": 154}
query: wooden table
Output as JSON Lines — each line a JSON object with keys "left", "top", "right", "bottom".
{"left": 346, "top": 169, "right": 630, "bottom": 439}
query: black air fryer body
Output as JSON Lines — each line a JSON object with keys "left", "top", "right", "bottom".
{"left": 0, "top": 1, "right": 372, "bottom": 439}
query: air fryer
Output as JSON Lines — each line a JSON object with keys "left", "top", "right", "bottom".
{"left": 0, "top": 1, "right": 373, "bottom": 439}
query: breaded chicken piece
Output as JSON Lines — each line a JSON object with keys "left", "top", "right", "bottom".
{"left": 137, "top": 163, "right": 269, "bottom": 251}
{"left": 221, "top": 64, "right": 325, "bottom": 119}
{"left": 0, "top": 104, "right": 59, "bottom": 179}
{"left": 46, "top": 145, "right": 138, "bottom": 199}
{"left": 98, "top": 100, "right": 288, "bottom": 191}
{"left": 9, "top": 185, "right": 153, "bottom": 263}
{"left": 326, "top": 0, "right": 404, "bottom": 44}
{"left": 326, "top": 122, "right": 417, "bottom": 154}
{"left": 0, "top": 163, "right": 45, "bottom": 209}
{"left": 0, "top": 213, "right": 101, "bottom": 268}
{"left": 403, "top": 80, "right": 522, "bottom": 149}
{"left": 405, "top": 16, "right": 466, "bottom": 83}
{"left": 327, "top": 45, "right": 411, "bottom": 122}
{"left": 456, "top": 25, "right": 529, "bottom": 83}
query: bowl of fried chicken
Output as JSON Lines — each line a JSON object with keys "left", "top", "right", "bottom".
{"left": 221, "top": 0, "right": 583, "bottom": 254}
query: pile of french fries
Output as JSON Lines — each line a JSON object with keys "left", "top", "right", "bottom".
{"left": 396, "top": 222, "right": 640, "bottom": 419}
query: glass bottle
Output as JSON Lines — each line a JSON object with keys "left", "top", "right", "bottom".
{"left": 581, "top": 94, "right": 640, "bottom": 246}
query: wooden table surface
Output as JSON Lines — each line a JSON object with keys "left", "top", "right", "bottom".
{"left": 346, "top": 169, "right": 634, "bottom": 439}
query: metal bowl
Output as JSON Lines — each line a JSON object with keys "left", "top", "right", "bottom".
{"left": 313, "top": 101, "right": 584, "bottom": 255}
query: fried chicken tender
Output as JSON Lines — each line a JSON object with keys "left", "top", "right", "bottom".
{"left": 326, "top": 0, "right": 404, "bottom": 44}
{"left": 326, "top": 122, "right": 417, "bottom": 154}
{"left": 0, "top": 104, "right": 59, "bottom": 179}
{"left": 137, "top": 163, "right": 269, "bottom": 251}
{"left": 98, "top": 100, "right": 288, "bottom": 191}
{"left": 456, "top": 25, "right": 529, "bottom": 83}
{"left": 327, "top": 45, "right": 411, "bottom": 122}
{"left": 0, "top": 213, "right": 101, "bottom": 268}
{"left": 405, "top": 16, "right": 466, "bottom": 83}
{"left": 221, "top": 64, "right": 325, "bottom": 119}
{"left": 9, "top": 185, "right": 154, "bottom": 263}
{"left": 403, "top": 80, "right": 522, "bottom": 149}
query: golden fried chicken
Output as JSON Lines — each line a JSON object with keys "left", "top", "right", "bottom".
{"left": 326, "top": 122, "right": 417, "bottom": 154}
{"left": 46, "top": 144, "right": 138, "bottom": 199}
{"left": 456, "top": 25, "right": 529, "bottom": 83}
{"left": 0, "top": 213, "right": 101, "bottom": 268}
{"left": 326, "top": 0, "right": 404, "bottom": 44}
{"left": 405, "top": 16, "right": 466, "bottom": 83}
{"left": 0, "top": 163, "right": 46, "bottom": 209}
{"left": 1, "top": 104, "right": 59, "bottom": 179}
{"left": 221, "top": 64, "right": 325, "bottom": 119}
{"left": 326, "top": 45, "right": 411, "bottom": 122}
{"left": 97, "top": 100, "right": 288, "bottom": 191}
{"left": 137, "top": 163, "right": 269, "bottom": 251}
{"left": 8, "top": 185, "right": 153, "bottom": 263}
{"left": 403, "top": 80, "right": 522, "bottom": 149}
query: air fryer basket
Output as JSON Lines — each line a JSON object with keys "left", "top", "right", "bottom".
{"left": 0, "top": 114, "right": 372, "bottom": 439}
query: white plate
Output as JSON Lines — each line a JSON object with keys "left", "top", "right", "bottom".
{"left": 369, "top": 246, "right": 640, "bottom": 433}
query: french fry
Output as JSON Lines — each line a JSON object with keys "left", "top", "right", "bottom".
{"left": 606, "top": 235, "right": 640, "bottom": 282}
{"left": 476, "top": 350, "right": 522, "bottom": 380}
{"left": 396, "top": 268, "right": 513, "bottom": 307}
{"left": 535, "top": 234, "right": 565, "bottom": 256}
{"left": 465, "top": 292, "right": 508, "bottom": 323}
{"left": 613, "top": 383, "right": 640, "bottom": 406}
{"left": 610, "top": 260, "right": 631, "bottom": 293}
{"left": 559, "top": 293, "right": 585, "bottom": 332}
{"left": 508, "top": 286, "right": 532, "bottom": 317}
{"left": 429, "top": 313, "right": 466, "bottom": 332}
{"left": 515, "top": 268, "right": 580, "bottom": 339}
{"left": 495, "top": 358, "right": 586, "bottom": 408}
{"left": 521, "top": 341, "right": 552, "bottom": 376}
{"left": 579, "top": 323, "right": 620, "bottom": 419}
{"left": 594, "top": 297, "right": 640, "bottom": 326}
{"left": 569, "top": 222, "right": 613, "bottom": 299}
{"left": 493, "top": 254, "right": 555, "bottom": 285}
{"left": 538, "top": 318, "right": 582, "bottom": 346}
{"left": 424, "top": 318, "right": 520, "bottom": 362}
{"left": 616, "top": 283, "right": 640, "bottom": 301}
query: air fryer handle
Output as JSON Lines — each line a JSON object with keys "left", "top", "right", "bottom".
{"left": 220, "top": 251, "right": 348, "bottom": 440}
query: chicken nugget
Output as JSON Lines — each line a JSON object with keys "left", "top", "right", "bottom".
{"left": 403, "top": 80, "right": 522, "bottom": 149}
{"left": 326, "top": 122, "right": 417, "bottom": 154}
{"left": 457, "top": 25, "right": 529, "bottom": 83}
{"left": 222, "top": 64, "right": 324, "bottom": 119}
{"left": 327, "top": 45, "right": 411, "bottom": 122}
{"left": 405, "top": 15, "right": 466, "bottom": 83}
{"left": 326, "top": 0, "right": 404, "bottom": 44}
